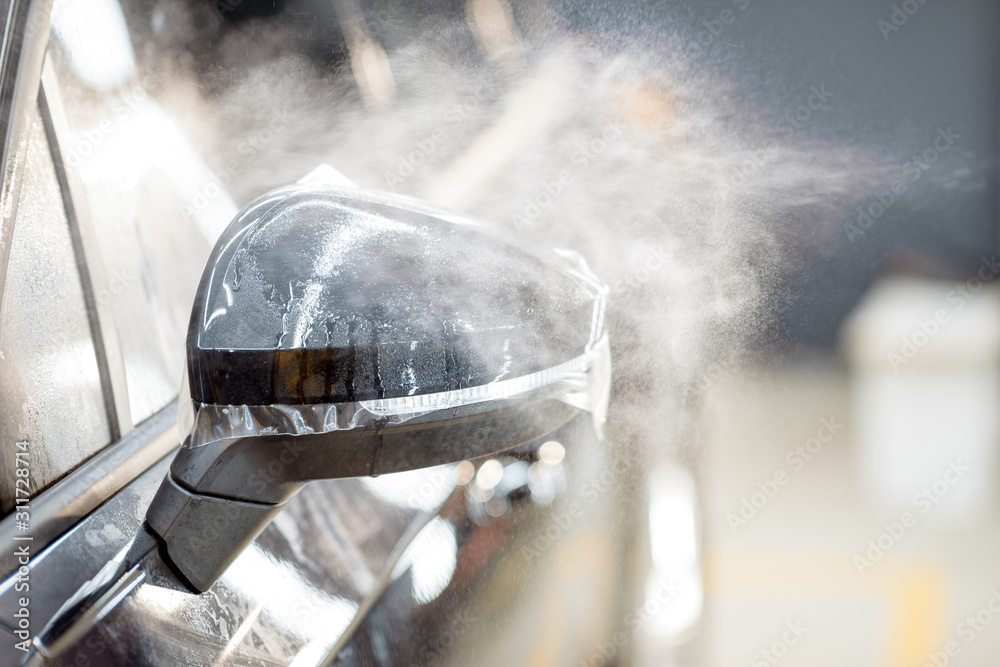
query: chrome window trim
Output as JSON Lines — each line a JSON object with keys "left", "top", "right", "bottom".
{"left": 0, "top": 401, "right": 179, "bottom": 579}
{"left": 39, "top": 55, "right": 134, "bottom": 438}
{"left": 0, "top": 0, "right": 137, "bottom": 514}
{"left": 0, "top": 0, "right": 51, "bottom": 301}
{"left": 39, "top": 78, "right": 123, "bottom": 441}
{"left": 0, "top": 0, "right": 158, "bottom": 517}
{"left": 0, "top": 0, "right": 180, "bottom": 567}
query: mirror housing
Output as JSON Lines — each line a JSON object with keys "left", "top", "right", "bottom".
{"left": 142, "top": 176, "right": 609, "bottom": 592}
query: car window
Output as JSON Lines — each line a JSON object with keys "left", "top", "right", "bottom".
{"left": 0, "top": 0, "right": 237, "bottom": 516}
{"left": 0, "top": 101, "right": 112, "bottom": 514}
{"left": 45, "top": 0, "right": 233, "bottom": 425}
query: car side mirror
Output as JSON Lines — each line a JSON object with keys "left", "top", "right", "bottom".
{"left": 141, "top": 172, "right": 610, "bottom": 592}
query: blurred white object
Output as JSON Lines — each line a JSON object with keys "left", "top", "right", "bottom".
{"left": 51, "top": 0, "right": 135, "bottom": 91}
{"left": 843, "top": 275, "right": 1000, "bottom": 525}
{"left": 635, "top": 462, "right": 702, "bottom": 666}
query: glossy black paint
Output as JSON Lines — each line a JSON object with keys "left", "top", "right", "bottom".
{"left": 187, "top": 187, "right": 598, "bottom": 405}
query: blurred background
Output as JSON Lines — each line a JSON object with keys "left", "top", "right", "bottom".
{"left": 48, "top": 0, "right": 1000, "bottom": 664}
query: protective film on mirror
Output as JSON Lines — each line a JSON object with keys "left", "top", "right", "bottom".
{"left": 178, "top": 184, "right": 610, "bottom": 448}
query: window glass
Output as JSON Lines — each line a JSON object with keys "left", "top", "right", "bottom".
{"left": 0, "top": 103, "right": 112, "bottom": 513}
{"left": 46, "top": 0, "right": 234, "bottom": 424}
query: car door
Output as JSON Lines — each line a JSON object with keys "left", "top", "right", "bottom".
{"left": 0, "top": 1, "right": 633, "bottom": 665}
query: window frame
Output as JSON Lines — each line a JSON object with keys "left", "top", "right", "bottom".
{"left": 0, "top": 0, "right": 179, "bottom": 579}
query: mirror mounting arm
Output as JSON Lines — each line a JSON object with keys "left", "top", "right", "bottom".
{"left": 144, "top": 473, "right": 292, "bottom": 593}
{"left": 144, "top": 397, "right": 578, "bottom": 592}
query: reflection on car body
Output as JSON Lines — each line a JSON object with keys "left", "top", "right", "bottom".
{"left": 0, "top": 0, "right": 671, "bottom": 665}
